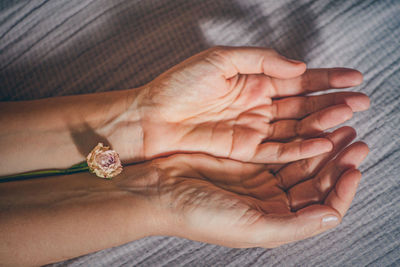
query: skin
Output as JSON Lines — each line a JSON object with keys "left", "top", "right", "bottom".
{"left": 0, "top": 46, "right": 369, "bottom": 175}
{"left": 136, "top": 47, "right": 369, "bottom": 163}
{"left": 148, "top": 126, "right": 369, "bottom": 248}
{"left": 0, "top": 47, "right": 371, "bottom": 265}
{"left": 0, "top": 126, "right": 369, "bottom": 265}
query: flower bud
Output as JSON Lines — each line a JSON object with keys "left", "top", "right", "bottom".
{"left": 86, "top": 143, "right": 123, "bottom": 179}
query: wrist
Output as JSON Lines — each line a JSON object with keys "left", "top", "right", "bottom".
{"left": 113, "top": 161, "right": 171, "bottom": 237}
{"left": 97, "top": 88, "right": 147, "bottom": 163}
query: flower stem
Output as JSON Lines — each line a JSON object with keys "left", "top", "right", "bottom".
{"left": 0, "top": 162, "right": 89, "bottom": 183}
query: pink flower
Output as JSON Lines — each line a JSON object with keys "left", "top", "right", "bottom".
{"left": 86, "top": 143, "right": 123, "bottom": 179}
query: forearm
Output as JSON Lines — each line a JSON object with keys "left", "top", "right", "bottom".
{"left": 0, "top": 89, "right": 145, "bottom": 175}
{"left": 0, "top": 166, "right": 159, "bottom": 266}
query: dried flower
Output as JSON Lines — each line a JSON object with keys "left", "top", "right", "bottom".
{"left": 86, "top": 143, "right": 123, "bottom": 179}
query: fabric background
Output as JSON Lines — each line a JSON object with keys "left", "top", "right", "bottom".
{"left": 1, "top": 0, "right": 399, "bottom": 266}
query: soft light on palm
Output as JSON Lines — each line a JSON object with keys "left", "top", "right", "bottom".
{"left": 140, "top": 47, "right": 369, "bottom": 164}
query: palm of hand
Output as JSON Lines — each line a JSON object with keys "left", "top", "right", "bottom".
{"left": 153, "top": 64, "right": 275, "bottom": 161}
{"left": 140, "top": 47, "right": 366, "bottom": 163}
{"left": 152, "top": 127, "right": 368, "bottom": 247}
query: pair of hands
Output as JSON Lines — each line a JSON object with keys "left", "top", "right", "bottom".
{"left": 115, "top": 47, "right": 370, "bottom": 247}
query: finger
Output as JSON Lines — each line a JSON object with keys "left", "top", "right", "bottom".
{"left": 269, "top": 68, "right": 363, "bottom": 97}
{"left": 288, "top": 142, "right": 369, "bottom": 211}
{"left": 205, "top": 46, "right": 306, "bottom": 79}
{"left": 277, "top": 126, "right": 356, "bottom": 188}
{"left": 324, "top": 168, "right": 362, "bottom": 217}
{"left": 267, "top": 104, "right": 353, "bottom": 140}
{"left": 271, "top": 92, "right": 370, "bottom": 120}
{"left": 257, "top": 204, "right": 341, "bottom": 247}
{"left": 252, "top": 138, "right": 333, "bottom": 164}
{"left": 157, "top": 153, "right": 266, "bottom": 185}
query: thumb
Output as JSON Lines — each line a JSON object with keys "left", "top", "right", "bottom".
{"left": 205, "top": 46, "right": 307, "bottom": 79}
{"left": 261, "top": 205, "right": 341, "bottom": 247}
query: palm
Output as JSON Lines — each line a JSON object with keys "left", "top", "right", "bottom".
{"left": 155, "top": 126, "right": 368, "bottom": 247}
{"left": 141, "top": 47, "right": 368, "bottom": 163}
{"left": 152, "top": 70, "right": 275, "bottom": 161}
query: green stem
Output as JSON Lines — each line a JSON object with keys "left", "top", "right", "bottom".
{"left": 0, "top": 163, "right": 89, "bottom": 183}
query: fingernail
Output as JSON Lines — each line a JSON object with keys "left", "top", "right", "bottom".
{"left": 322, "top": 215, "right": 339, "bottom": 227}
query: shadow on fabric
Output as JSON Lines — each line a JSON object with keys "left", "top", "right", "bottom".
{"left": 0, "top": 0, "right": 318, "bottom": 101}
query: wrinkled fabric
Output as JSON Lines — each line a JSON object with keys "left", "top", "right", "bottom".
{"left": 1, "top": 0, "right": 399, "bottom": 266}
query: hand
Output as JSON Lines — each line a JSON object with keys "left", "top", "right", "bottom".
{"left": 133, "top": 46, "right": 369, "bottom": 163}
{"left": 116, "top": 126, "right": 368, "bottom": 247}
{"left": 0, "top": 46, "right": 369, "bottom": 175}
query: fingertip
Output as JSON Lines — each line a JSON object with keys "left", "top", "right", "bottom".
{"left": 329, "top": 126, "right": 356, "bottom": 138}
{"left": 296, "top": 204, "right": 339, "bottom": 217}
{"left": 325, "top": 138, "right": 334, "bottom": 152}
{"left": 299, "top": 62, "right": 307, "bottom": 75}
{"left": 286, "top": 58, "right": 306, "bottom": 65}
{"left": 347, "top": 168, "right": 362, "bottom": 183}
{"left": 329, "top": 68, "right": 364, "bottom": 88}
{"left": 349, "top": 69, "right": 363, "bottom": 85}
{"left": 356, "top": 70, "right": 363, "bottom": 83}
{"left": 321, "top": 214, "right": 341, "bottom": 228}
{"left": 329, "top": 168, "right": 362, "bottom": 217}
{"left": 360, "top": 94, "right": 371, "bottom": 110}
{"left": 344, "top": 93, "right": 371, "bottom": 111}
{"left": 339, "top": 168, "right": 362, "bottom": 191}
{"left": 334, "top": 104, "right": 354, "bottom": 120}
{"left": 356, "top": 93, "right": 370, "bottom": 111}
{"left": 338, "top": 126, "right": 357, "bottom": 139}
{"left": 342, "top": 104, "right": 354, "bottom": 120}
{"left": 280, "top": 56, "right": 307, "bottom": 78}
{"left": 296, "top": 204, "right": 341, "bottom": 230}
{"left": 322, "top": 138, "right": 334, "bottom": 152}
{"left": 352, "top": 141, "right": 370, "bottom": 156}
{"left": 326, "top": 126, "right": 357, "bottom": 149}
{"left": 319, "top": 104, "right": 353, "bottom": 130}
{"left": 290, "top": 60, "right": 307, "bottom": 76}
{"left": 291, "top": 60, "right": 307, "bottom": 71}
{"left": 336, "top": 141, "right": 369, "bottom": 168}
